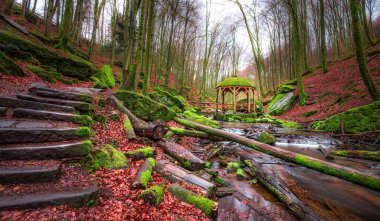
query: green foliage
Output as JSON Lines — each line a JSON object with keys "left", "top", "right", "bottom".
{"left": 257, "top": 131, "right": 276, "bottom": 145}
{"left": 312, "top": 101, "right": 380, "bottom": 133}
{"left": 330, "top": 150, "right": 380, "bottom": 161}
{"left": 182, "top": 111, "right": 219, "bottom": 128}
{"left": 0, "top": 51, "right": 26, "bottom": 76}
{"left": 217, "top": 77, "right": 255, "bottom": 87}
{"left": 301, "top": 110, "right": 318, "bottom": 117}
{"left": 214, "top": 176, "right": 230, "bottom": 187}
{"left": 91, "top": 65, "right": 115, "bottom": 89}
{"left": 294, "top": 155, "right": 380, "bottom": 191}
{"left": 226, "top": 162, "right": 240, "bottom": 173}
{"left": 92, "top": 145, "right": 129, "bottom": 170}
{"left": 0, "top": 30, "right": 95, "bottom": 79}
{"left": 116, "top": 90, "right": 177, "bottom": 122}
{"left": 138, "top": 184, "right": 165, "bottom": 207}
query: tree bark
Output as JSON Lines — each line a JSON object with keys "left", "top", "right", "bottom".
{"left": 122, "top": 114, "right": 137, "bottom": 140}
{"left": 157, "top": 140, "right": 205, "bottom": 170}
{"left": 134, "top": 124, "right": 166, "bottom": 140}
{"left": 131, "top": 158, "right": 155, "bottom": 189}
{"left": 320, "top": 0, "right": 328, "bottom": 73}
{"left": 174, "top": 117, "right": 380, "bottom": 191}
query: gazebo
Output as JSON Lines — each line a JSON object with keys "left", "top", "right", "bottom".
{"left": 215, "top": 77, "right": 256, "bottom": 114}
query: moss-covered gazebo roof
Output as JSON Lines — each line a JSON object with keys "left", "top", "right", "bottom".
{"left": 216, "top": 77, "right": 255, "bottom": 88}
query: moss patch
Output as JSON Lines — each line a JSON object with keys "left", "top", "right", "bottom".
{"left": 277, "top": 84, "right": 295, "bottom": 94}
{"left": 312, "top": 101, "right": 380, "bottom": 133}
{"left": 138, "top": 158, "right": 156, "bottom": 188}
{"left": 268, "top": 92, "right": 298, "bottom": 116}
{"left": 137, "top": 184, "right": 165, "bottom": 207}
{"left": 125, "top": 147, "right": 156, "bottom": 159}
{"left": 91, "top": 65, "right": 115, "bottom": 89}
{"left": 227, "top": 162, "right": 240, "bottom": 173}
{"left": 182, "top": 111, "right": 219, "bottom": 128}
{"left": 149, "top": 89, "right": 185, "bottom": 110}
{"left": 92, "top": 145, "right": 129, "bottom": 170}
{"left": 301, "top": 110, "right": 317, "bottom": 117}
{"left": 116, "top": 90, "right": 177, "bottom": 122}
{"left": 217, "top": 77, "right": 255, "bottom": 87}
{"left": 236, "top": 168, "right": 247, "bottom": 180}
{"left": 73, "top": 127, "right": 93, "bottom": 138}
{"left": 0, "top": 51, "right": 26, "bottom": 76}
{"left": 72, "top": 115, "right": 93, "bottom": 126}
{"left": 257, "top": 131, "right": 276, "bottom": 145}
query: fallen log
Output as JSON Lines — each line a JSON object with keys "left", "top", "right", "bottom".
{"left": 107, "top": 95, "right": 144, "bottom": 126}
{"left": 329, "top": 150, "right": 380, "bottom": 162}
{"left": 155, "top": 160, "right": 215, "bottom": 198}
{"left": 125, "top": 147, "right": 156, "bottom": 161}
{"left": 134, "top": 124, "right": 166, "bottom": 140}
{"left": 168, "top": 183, "right": 217, "bottom": 218}
{"left": 122, "top": 114, "right": 137, "bottom": 140}
{"left": 137, "top": 184, "right": 165, "bottom": 207}
{"left": 157, "top": 140, "right": 205, "bottom": 170}
{"left": 206, "top": 144, "right": 224, "bottom": 160}
{"left": 0, "top": 13, "right": 29, "bottom": 36}
{"left": 131, "top": 158, "right": 155, "bottom": 189}
{"left": 241, "top": 157, "right": 322, "bottom": 221}
{"left": 174, "top": 117, "right": 380, "bottom": 192}
{"left": 169, "top": 127, "right": 209, "bottom": 138}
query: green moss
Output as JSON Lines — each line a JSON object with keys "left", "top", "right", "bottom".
{"left": 109, "top": 113, "right": 121, "bottom": 122}
{"left": 0, "top": 30, "right": 95, "bottom": 79}
{"left": 214, "top": 176, "right": 230, "bottom": 187}
{"left": 72, "top": 115, "right": 93, "bottom": 125}
{"left": 92, "top": 145, "right": 129, "bottom": 170}
{"left": 170, "top": 106, "right": 183, "bottom": 113}
{"left": 227, "top": 162, "right": 240, "bottom": 173}
{"left": 138, "top": 158, "right": 156, "bottom": 188}
{"left": 330, "top": 150, "right": 380, "bottom": 161}
{"left": 236, "top": 168, "right": 246, "bottom": 179}
{"left": 205, "top": 162, "right": 212, "bottom": 169}
{"left": 0, "top": 51, "right": 26, "bottom": 76}
{"left": 294, "top": 155, "right": 380, "bottom": 191}
{"left": 149, "top": 89, "right": 185, "bottom": 111}
{"left": 125, "top": 147, "right": 155, "bottom": 158}
{"left": 312, "top": 101, "right": 380, "bottom": 133}
{"left": 91, "top": 65, "right": 115, "bottom": 89}
{"left": 81, "top": 140, "right": 93, "bottom": 155}
{"left": 169, "top": 127, "right": 208, "bottom": 138}
{"left": 116, "top": 90, "right": 177, "bottom": 122}
{"left": 214, "top": 113, "right": 258, "bottom": 122}
{"left": 257, "top": 131, "right": 276, "bottom": 145}
{"left": 164, "top": 131, "right": 174, "bottom": 139}
{"left": 168, "top": 184, "right": 215, "bottom": 216}
{"left": 94, "top": 114, "right": 107, "bottom": 124}
{"left": 123, "top": 117, "right": 133, "bottom": 131}
{"left": 267, "top": 93, "right": 285, "bottom": 109}
{"left": 268, "top": 92, "right": 298, "bottom": 116}
{"left": 217, "top": 77, "right": 255, "bottom": 87}
{"left": 137, "top": 184, "right": 165, "bottom": 207}
{"left": 301, "top": 110, "right": 318, "bottom": 117}
{"left": 98, "top": 98, "right": 107, "bottom": 108}
{"left": 182, "top": 111, "right": 219, "bottom": 128}
{"left": 277, "top": 84, "right": 295, "bottom": 94}
{"left": 73, "top": 127, "right": 93, "bottom": 138}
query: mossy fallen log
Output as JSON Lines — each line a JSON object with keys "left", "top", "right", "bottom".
{"left": 157, "top": 140, "right": 205, "bottom": 170}
{"left": 169, "top": 127, "right": 209, "bottom": 138}
{"left": 329, "top": 150, "right": 380, "bottom": 161}
{"left": 168, "top": 183, "right": 217, "bottom": 217}
{"left": 155, "top": 160, "right": 215, "bottom": 198}
{"left": 122, "top": 114, "right": 137, "bottom": 140}
{"left": 174, "top": 117, "right": 380, "bottom": 192}
{"left": 107, "top": 95, "right": 144, "bottom": 125}
{"left": 131, "top": 158, "right": 156, "bottom": 189}
{"left": 134, "top": 124, "right": 166, "bottom": 140}
{"left": 125, "top": 147, "right": 156, "bottom": 161}
{"left": 137, "top": 184, "right": 165, "bottom": 207}
{"left": 242, "top": 158, "right": 322, "bottom": 221}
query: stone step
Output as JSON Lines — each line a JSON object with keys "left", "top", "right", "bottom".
{"left": 0, "top": 184, "right": 98, "bottom": 210}
{"left": 0, "top": 140, "right": 92, "bottom": 160}
{"left": 0, "top": 107, "right": 7, "bottom": 116}
{"left": 0, "top": 161, "right": 61, "bottom": 184}
{"left": 29, "top": 87, "right": 93, "bottom": 103}
{"left": 13, "top": 108, "right": 92, "bottom": 125}
{"left": 0, "top": 97, "right": 75, "bottom": 113}
{"left": 17, "top": 94, "right": 93, "bottom": 112}
{"left": 0, "top": 127, "right": 92, "bottom": 144}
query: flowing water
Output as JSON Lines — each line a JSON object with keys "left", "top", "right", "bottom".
{"left": 212, "top": 121, "right": 380, "bottom": 221}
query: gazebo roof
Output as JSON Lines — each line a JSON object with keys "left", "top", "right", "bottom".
{"left": 216, "top": 77, "right": 255, "bottom": 88}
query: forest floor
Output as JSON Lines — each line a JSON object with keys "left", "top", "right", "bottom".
{"left": 270, "top": 47, "right": 380, "bottom": 125}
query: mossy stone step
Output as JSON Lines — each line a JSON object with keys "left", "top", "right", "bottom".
{"left": 0, "top": 97, "right": 75, "bottom": 113}
{"left": 0, "top": 162, "right": 61, "bottom": 184}
{"left": 0, "top": 127, "right": 92, "bottom": 144}
{"left": 29, "top": 87, "right": 93, "bottom": 103}
{"left": 17, "top": 94, "right": 92, "bottom": 112}
{"left": 0, "top": 184, "right": 98, "bottom": 210}
{"left": 13, "top": 108, "right": 92, "bottom": 125}
{"left": 0, "top": 107, "right": 6, "bottom": 116}
{"left": 0, "top": 140, "right": 92, "bottom": 160}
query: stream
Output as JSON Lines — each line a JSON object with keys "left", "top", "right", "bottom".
{"left": 206, "top": 121, "right": 380, "bottom": 221}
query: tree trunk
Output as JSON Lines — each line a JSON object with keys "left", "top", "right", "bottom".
{"left": 2, "top": 0, "right": 14, "bottom": 15}
{"left": 134, "top": 124, "right": 166, "bottom": 140}
{"left": 360, "top": 0, "right": 376, "bottom": 46}
{"left": 137, "top": 184, "right": 165, "bottom": 207}
{"left": 169, "top": 127, "right": 209, "bottom": 139}
{"left": 320, "top": 0, "right": 328, "bottom": 73}
{"left": 109, "top": 0, "right": 117, "bottom": 66}
{"left": 87, "top": 0, "right": 106, "bottom": 57}
{"left": 174, "top": 117, "right": 380, "bottom": 191}
{"left": 122, "top": 114, "right": 137, "bottom": 140}
{"left": 125, "top": 147, "right": 156, "bottom": 161}
{"left": 349, "top": 0, "right": 380, "bottom": 101}
{"left": 157, "top": 140, "right": 205, "bottom": 170}
{"left": 131, "top": 158, "right": 155, "bottom": 189}
{"left": 141, "top": 0, "right": 155, "bottom": 95}
{"left": 44, "top": 0, "right": 54, "bottom": 37}
{"left": 55, "top": 0, "right": 73, "bottom": 51}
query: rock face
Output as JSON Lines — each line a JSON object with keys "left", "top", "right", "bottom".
{"left": 267, "top": 92, "right": 298, "bottom": 116}
{"left": 312, "top": 100, "right": 380, "bottom": 133}
{"left": 115, "top": 90, "right": 177, "bottom": 122}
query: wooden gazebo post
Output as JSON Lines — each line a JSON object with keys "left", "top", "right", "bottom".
{"left": 247, "top": 88, "right": 251, "bottom": 113}
{"left": 216, "top": 88, "right": 219, "bottom": 113}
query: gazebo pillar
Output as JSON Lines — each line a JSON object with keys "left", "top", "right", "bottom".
{"left": 216, "top": 88, "right": 219, "bottom": 114}
{"left": 247, "top": 88, "right": 251, "bottom": 113}
{"left": 233, "top": 87, "right": 237, "bottom": 113}
{"left": 222, "top": 91, "right": 225, "bottom": 114}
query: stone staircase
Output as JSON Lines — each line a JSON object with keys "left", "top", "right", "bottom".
{"left": 0, "top": 86, "right": 99, "bottom": 210}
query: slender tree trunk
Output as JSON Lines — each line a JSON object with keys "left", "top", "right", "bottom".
{"left": 109, "top": 0, "right": 117, "bottom": 66}
{"left": 142, "top": 0, "right": 155, "bottom": 95}
{"left": 349, "top": 0, "right": 380, "bottom": 100}
{"left": 44, "top": 0, "right": 54, "bottom": 37}
{"left": 2, "top": 0, "right": 14, "bottom": 14}
{"left": 55, "top": 0, "right": 73, "bottom": 51}
{"left": 32, "top": 0, "right": 38, "bottom": 14}
{"left": 360, "top": 0, "right": 376, "bottom": 46}
{"left": 320, "top": 0, "right": 328, "bottom": 73}
{"left": 87, "top": 0, "right": 106, "bottom": 58}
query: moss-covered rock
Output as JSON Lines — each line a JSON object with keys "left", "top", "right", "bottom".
{"left": 91, "top": 65, "right": 115, "bottom": 89}
{"left": 92, "top": 145, "right": 129, "bottom": 170}
{"left": 268, "top": 92, "right": 298, "bottom": 116}
{"left": 0, "top": 51, "right": 26, "bottom": 76}
{"left": 149, "top": 90, "right": 185, "bottom": 110}
{"left": 257, "top": 131, "right": 276, "bottom": 145}
{"left": 301, "top": 110, "right": 317, "bottom": 117}
{"left": 125, "top": 147, "right": 156, "bottom": 161}
{"left": 0, "top": 30, "right": 95, "bottom": 79}
{"left": 115, "top": 90, "right": 177, "bottom": 122}
{"left": 182, "top": 111, "right": 219, "bottom": 128}
{"left": 72, "top": 115, "right": 94, "bottom": 126}
{"left": 277, "top": 84, "right": 295, "bottom": 94}
{"left": 312, "top": 101, "right": 380, "bottom": 133}
{"left": 28, "top": 65, "right": 73, "bottom": 84}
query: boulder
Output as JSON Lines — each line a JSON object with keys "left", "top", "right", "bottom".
{"left": 91, "top": 145, "right": 129, "bottom": 170}
{"left": 268, "top": 92, "right": 298, "bottom": 116}
{"left": 257, "top": 131, "right": 276, "bottom": 145}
